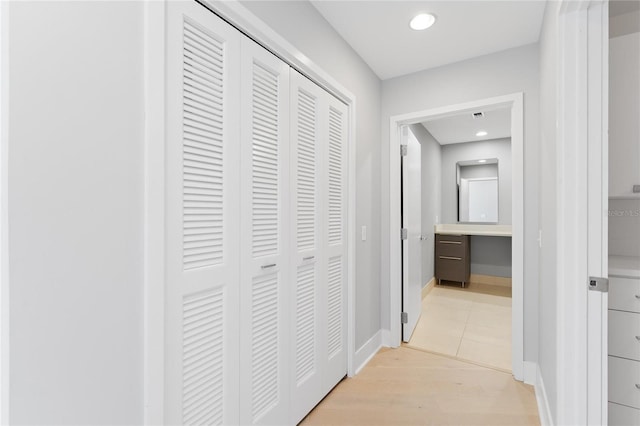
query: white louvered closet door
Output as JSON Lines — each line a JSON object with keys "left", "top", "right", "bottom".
{"left": 321, "top": 95, "right": 349, "bottom": 396}
{"left": 165, "top": 2, "right": 241, "bottom": 425}
{"left": 238, "top": 37, "right": 291, "bottom": 426}
{"left": 289, "top": 71, "right": 325, "bottom": 424}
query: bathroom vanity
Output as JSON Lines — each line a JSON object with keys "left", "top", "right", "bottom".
{"left": 434, "top": 224, "right": 512, "bottom": 286}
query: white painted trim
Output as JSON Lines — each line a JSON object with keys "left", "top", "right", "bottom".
{"left": 353, "top": 330, "right": 382, "bottom": 375}
{"left": 586, "top": 2, "right": 608, "bottom": 424}
{"left": 143, "top": 1, "right": 166, "bottom": 425}
{"left": 381, "top": 328, "right": 392, "bottom": 347}
{"left": 535, "top": 364, "right": 554, "bottom": 426}
{"left": 388, "top": 93, "right": 525, "bottom": 382}
{"left": 555, "top": 2, "right": 608, "bottom": 425}
{"left": 0, "top": 2, "right": 9, "bottom": 423}
{"left": 523, "top": 361, "right": 537, "bottom": 386}
{"left": 144, "top": 1, "right": 360, "bottom": 417}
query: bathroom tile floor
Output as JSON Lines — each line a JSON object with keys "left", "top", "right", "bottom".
{"left": 407, "top": 281, "right": 512, "bottom": 372}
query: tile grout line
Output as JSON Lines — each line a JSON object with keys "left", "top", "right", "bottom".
{"left": 455, "top": 292, "right": 476, "bottom": 357}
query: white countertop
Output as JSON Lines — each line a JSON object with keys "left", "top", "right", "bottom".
{"left": 434, "top": 223, "right": 512, "bottom": 237}
{"left": 609, "top": 255, "right": 640, "bottom": 278}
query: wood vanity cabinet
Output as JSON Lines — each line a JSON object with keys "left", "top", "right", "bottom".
{"left": 435, "top": 234, "right": 470, "bottom": 287}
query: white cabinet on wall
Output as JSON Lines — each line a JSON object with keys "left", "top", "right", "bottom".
{"left": 163, "top": 2, "right": 349, "bottom": 425}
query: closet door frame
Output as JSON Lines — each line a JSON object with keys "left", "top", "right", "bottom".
{"left": 143, "top": 1, "right": 357, "bottom": 424}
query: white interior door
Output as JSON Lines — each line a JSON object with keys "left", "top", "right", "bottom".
{"left": 289, "top": 70, "right": 324, "bottom": 423}
{"left": 165, "top": 2, "right": 241, "bottom": 424}
{"left": 238, "top": 36, "right": 291, "bottom": 426}
{"left": 402, "top": 127, "right": 422, "bottom": 342}
{"left": 321, "top": 92, "right": 349, "bottom": 396}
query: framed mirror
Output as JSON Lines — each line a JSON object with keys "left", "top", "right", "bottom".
{"left": 456, "top": 159, "right": 499, "bottom": 223}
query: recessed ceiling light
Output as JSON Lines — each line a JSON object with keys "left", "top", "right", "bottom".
{"left": 476, "top": 130, "right": 488, "bottom": 137}
{"left": 478, "top": 159, "right": 487, "bottom": 163}
{"left": 410, "top": 13, "right": 436, "bottom": 31}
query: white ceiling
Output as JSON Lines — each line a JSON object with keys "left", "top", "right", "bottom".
{"left": 310, "top": 1, "right": 546, "bottom": 80}
{"left": 421, "top": 107, "right": 511, "bottom": 145}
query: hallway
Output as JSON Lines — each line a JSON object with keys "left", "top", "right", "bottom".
{"left": 301, "top": 346, "right": 539, "bottom": 425}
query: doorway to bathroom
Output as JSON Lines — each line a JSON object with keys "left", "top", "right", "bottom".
{"left": 390, "top": 93, "right": 525, "bottom": 380}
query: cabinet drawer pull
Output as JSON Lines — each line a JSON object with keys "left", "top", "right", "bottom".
{"left": 636, "top": 336, "right": 640, "bottom": 341}
{"left": 440, "top": 241, "right": 462, "bottom": 245}
{"left": 636, "top": 384, "right": 640, "bottom": 390}
{"left": 439, "top": 256, "right": 462, "bottom": 261}
{"left": 303, "top": 256, "right": 315, "bottom": 261}
{"left": 261, "top": 263, "right": 276, "bottom": 269}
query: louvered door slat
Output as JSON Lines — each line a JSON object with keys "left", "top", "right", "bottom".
{"left": 289, "top": 71, "right": 325, "bottom": 425}
{"left": 166, "top": 3, "right": 240, "bottom": 425}
{"left": 327, "top": 107, "right": 344, "bottom": 246}
{"left": 239, "top": 38, "right": 290, "bottom": 426}
{"left": 182, "top": 17, "right": 225, "bottom": 270}
{"left": 321, "top": 95, "right": 348, "bottom": 399}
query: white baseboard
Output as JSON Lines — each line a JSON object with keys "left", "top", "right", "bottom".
{"left": 469, "top": 273, "right": 512, "bottom": 287}
{"left": 381, "top": 328, "right": 392, "bottom": 348}
{"left": 523, "top": 361, "right": 536, "bottom": 386}
{"left": 422, "top": 277, "right": 436, "bottom": 299}
{"left": 354, "top": 330, "right": 382, "bottom": 375}
{"left": 535, "top": 364, "right": 554, "bottom": 426}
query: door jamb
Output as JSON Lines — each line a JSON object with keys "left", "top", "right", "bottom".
{"left": 0, "top": 1, "right": 9, "bottom": 423}
{"left": 555, "top": 1, "right": 608, "bottom": 424}
{"left": 143, "top": 1, "right": 359, "bottom": 424}
{"left": 388, "top": 93, "right": 525, "bottom": 381}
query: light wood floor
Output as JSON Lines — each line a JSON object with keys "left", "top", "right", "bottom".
{"left": 301, "top": 346, "right": 539, "bottom": 426}
{"left": 408, "top": 281, "right": 512, "bottom": 371}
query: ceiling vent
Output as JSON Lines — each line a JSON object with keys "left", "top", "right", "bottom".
{"left": 472, "top": 112, "right": 484, "bottom": 119}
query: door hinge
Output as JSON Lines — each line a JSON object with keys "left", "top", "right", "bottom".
{"left": 400, "top": 145, "right": 407, "bottom": 156}
{"left": 588, "top": 276, "right": 609, "bottom": 292}
{"left": 401, "top": 312, "right": 408, "bottom": 324}
{"left": 401, "top": 228, "right": 408, "bottom": 240}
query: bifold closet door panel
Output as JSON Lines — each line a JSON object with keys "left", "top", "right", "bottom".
{"left": 165, "top": 2, "right": 241, "bottom": 425}
{"left": 322, "top": 95, "right": 349, "bottom": 396}
{"left": 238, "top": 36, "right": 292, "bottom": 426}
{"left": 289, "top": 70, "right": 326, "bottom": 424}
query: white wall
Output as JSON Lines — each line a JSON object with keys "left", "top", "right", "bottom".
{"left": 408, "top": 124, "right": 441, "bottom": 287}
{"left": 609, "top": 16, "right": 640, "bottom": 258}
{"left": 538, "top": 0, "right": 560, "bottom": 421}
{"left": 8, "top": 2, "right": 144, "bottom": 423}
{"left": 381, "top": 44, "right": 540, "bottom": 361}
{"left": 609, "top": 31, "right": 640, "bottom": 198}
{"left": 610, "top": 8, "right": 640, "bottom": 38}
{"left": 239, "top": 1, "right": 382, "bottom": 350}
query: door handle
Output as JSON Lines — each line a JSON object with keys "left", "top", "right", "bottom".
{"left": 439, "top": 241, "right": 462, "bottom": 245}
{"left": 439, "top": 256, "right": 462, "bottom": 261}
